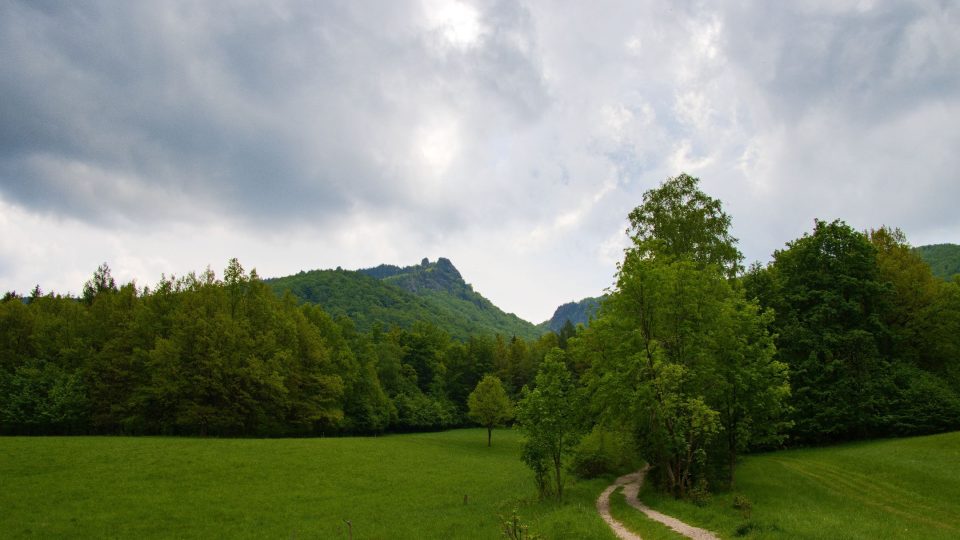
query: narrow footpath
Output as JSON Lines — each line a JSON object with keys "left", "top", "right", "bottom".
{"left": 596, "top": 466, "right": 721, "bottom": 540}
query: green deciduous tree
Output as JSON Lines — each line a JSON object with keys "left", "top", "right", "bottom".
{"left": 762, "top": 220, "right": 890, "bottom": 443}
{"left": 580, "top": 175, "right": 787, "bottom": 495}
{"left": 516, "top": 349, "right": 581, "bottom": 500}
{"left": 627, "top": 173, "right": 743, "bottom": 277}
{"left": 467, "top": 374, "right": 513, "bottom": 446}
{"left": 82, "top": 262, "right": 117, "bottom": 304}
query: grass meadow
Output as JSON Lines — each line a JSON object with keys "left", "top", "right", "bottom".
{"left": 637, "top": 431, "right": 960, "bottom": 539}
{"left": 3, "top": 429, "right": 959, "bottom": 539}
{"left": 0, "top": 428, "right": 613, "bottom": 539}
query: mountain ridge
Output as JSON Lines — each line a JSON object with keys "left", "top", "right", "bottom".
{"left": 540, "top": 296, "right": 604, "bottom": 333}
{"left": 266, "top": 258, "right": 542, "bottom": 340}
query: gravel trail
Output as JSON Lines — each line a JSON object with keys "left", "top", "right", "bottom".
{"left": 596, "top": 466, "right": 720, "bottom": 540}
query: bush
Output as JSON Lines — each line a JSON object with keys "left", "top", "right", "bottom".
{"left": 570, "top": 427, "right": 638, "bottom": 478}
{"left": 687, "top": 478, "right": 712, "bottom": 507}
{"left": 732, "top": 493, "right": 752, "bottom": 519}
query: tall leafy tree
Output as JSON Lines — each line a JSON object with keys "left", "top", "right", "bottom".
{"left": 516, "top": 349, "right": 581, "bottom": 500}
{"left": 581, "top": 175, "right": 786, "bottom": 494}
{"left": 759, "top": 220, "right": 890, "bottom": 443}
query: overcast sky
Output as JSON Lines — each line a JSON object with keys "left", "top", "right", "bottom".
{"left": 2, "top": 0, "right": 959, "bottom": 323}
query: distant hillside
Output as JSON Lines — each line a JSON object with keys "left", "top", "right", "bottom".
{"left": 915, "top": 243, "right": 960, "bottom": 280}
{"left": 267, "top": 258, "right": 543, "bottom": 340}
{"left": 541, "top": 296, "right": 604, "bottom": 333}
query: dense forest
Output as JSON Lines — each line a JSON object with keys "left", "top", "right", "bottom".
{"left": 2, "top": 174, "right": 959, "bottom": 500}
{"left": 0, "top": 261, "right": 557, "bottom": 436}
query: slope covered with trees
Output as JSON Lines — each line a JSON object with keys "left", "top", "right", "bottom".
{"left": 915, "top": 243, "right": 960, "bottom": 280}
{"left": 541, "top": 296, "right": 603, "bottom": 333}
{"left": 266, "top": 258, "right": 542, "bottom": 340}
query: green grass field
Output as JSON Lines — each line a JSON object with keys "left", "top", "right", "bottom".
{"left": 4, "top": 430, "right": 959, "bottom": 539}
{"left": 636, "top": 431, "right": 960, "bottom": 539}
{"left": 0, "top": 428, "right": 614, "bottom": 539}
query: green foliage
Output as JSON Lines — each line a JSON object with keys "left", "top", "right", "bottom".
{"left": 574, "top": 174, "right": 789, "bottom": 498}
{"left": 915, "top": 243, "right": 960, "bottom": 280}
{"left": 627, "top": 173, "right": 743, "bottom": 277}
{"left": 81, "top": 262, "right": 117, "bottom": 304}
{"left": 516, "top": 349, "right": 582, "bottom": 500}
{"left": 0, "top": 258, "right": 575, "bottom": 436}
{"left": 570, "top": 426, "right": 639, "bottom": 479}
{"left": 759, "top": 220, "right": 891, "bottom": 443}
{"left": 731, "top": 494, "right": 752, "bottom": 519}
{"left": 500, "top": 508, "right": 541, "bottom": 540}
{"left": 467, "top": 375, "right": 513, "bottom": 446}
{"left": 747, "top": 221, "right": 960, "bottom": 444}
{"left": 0, "top": 359, "right": 87, "bottom": 434}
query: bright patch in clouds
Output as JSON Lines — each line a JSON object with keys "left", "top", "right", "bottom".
{"left": 423, "top": 0, "right": 485, "bottom": 50}
{"left": 416, "top": 114, "right": 460, "bottom": 178}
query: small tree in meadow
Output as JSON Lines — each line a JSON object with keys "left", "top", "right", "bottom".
{"left": 468, "top": 375, "right": 513, "bottom": 447}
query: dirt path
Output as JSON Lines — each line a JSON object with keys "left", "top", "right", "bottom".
{"left": 596, "top": 466, "right": 720, "bottom": 540}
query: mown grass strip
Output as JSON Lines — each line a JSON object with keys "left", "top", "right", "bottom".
{"left": 635, "top": 431, "right": 960, "bottom": 540}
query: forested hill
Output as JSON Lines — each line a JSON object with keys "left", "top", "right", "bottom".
{"left": 266, "top": 258, "right": 543, "bottom": 340}
{"left": 915, "top": 243, "right": 960, "bottom": 280}
{"left": 540, "top": 296, "right": 604, "bottom": 333}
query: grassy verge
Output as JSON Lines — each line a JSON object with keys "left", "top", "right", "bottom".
{"left": 0, "top": 428, "right": 615, "bottom": 539}
{"left": 637, "top": 431, "right": 960, "bottom": 539}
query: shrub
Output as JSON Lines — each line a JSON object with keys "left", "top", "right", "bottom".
{"left": 732, "top": 493, "right": 752, "bottom": 519}
{"left": 500, "top": 508, "right": 541, "bottom": 540}
{"left": 570, "top": 426, "right": 638, "bottom": 478}
{"left": 687, "top": 478, "right": 712, "bottom": 507}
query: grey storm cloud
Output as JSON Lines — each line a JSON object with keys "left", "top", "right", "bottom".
{"left": 722, "top": 1, "right": 960, "bottom": 122}
{"left": 0, "top": 1, "right": 549, "bottom": 229}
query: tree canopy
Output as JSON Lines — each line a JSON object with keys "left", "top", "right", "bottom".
{"left": 627, "top": 173, "right": 743, "bottom": 277}
{"left": 516, "top": 349, "right": 582, "bottom": 500}
{"left": 467, "top": 375, "right": 513, "bottom": 446}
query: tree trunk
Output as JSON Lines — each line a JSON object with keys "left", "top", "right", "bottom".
{"left": 487, "top": 426, "right": 492, "bottom": 447}
{"left": 554, "top": 436, "right": 564, "bottom": 500}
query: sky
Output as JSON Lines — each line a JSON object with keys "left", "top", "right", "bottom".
{"left": 2, "top": 0, "right": 959, "bottom": 323}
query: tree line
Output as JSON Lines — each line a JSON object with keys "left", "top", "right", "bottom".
{"left": 0, "top": 260, "right": 562, "bottom": 437}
